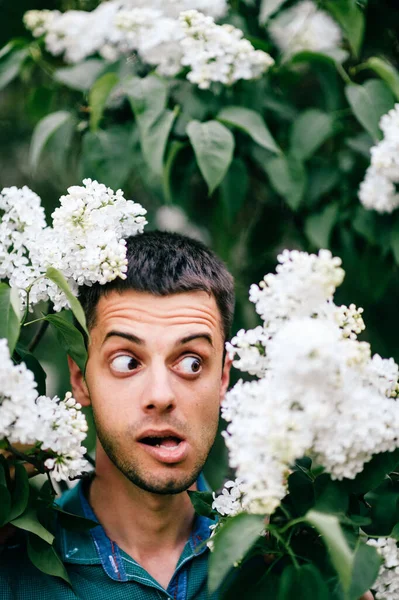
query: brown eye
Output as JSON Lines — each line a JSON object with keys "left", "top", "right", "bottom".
{"left": 179, "top": 356, "right": 202, "bottom": 375}
{"left": 111, "top": 355, "right": 139, "bottom": 373}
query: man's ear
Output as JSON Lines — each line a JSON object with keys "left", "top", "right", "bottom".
{"left": 67, "top": 356, "right": 91, "bottom": 407}
{"left": 220, "top": 353, "right": 233, "bottom": 403}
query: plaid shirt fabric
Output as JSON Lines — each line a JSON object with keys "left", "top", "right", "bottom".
{"left": 0, "top": 476, "right": 217, "bottom": 600}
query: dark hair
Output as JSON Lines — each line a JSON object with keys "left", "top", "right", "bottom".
{"left": 78, "top": 230, "right": 235, "bottom": 341}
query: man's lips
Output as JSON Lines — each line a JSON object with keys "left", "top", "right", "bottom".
{"left": 137, "top": 430, "right": 188, "bottom": 464}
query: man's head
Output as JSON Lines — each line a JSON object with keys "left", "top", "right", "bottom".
{"left": 69, "top": 231, "right": 235, "bottom": 495}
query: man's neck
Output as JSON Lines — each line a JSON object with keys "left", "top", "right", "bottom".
{"left": 88, "top": 446, "right": 196, "bottom": 589}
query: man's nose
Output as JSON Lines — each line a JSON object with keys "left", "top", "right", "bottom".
{"left": 142, "top": 363, "right": 176, "bottom": 413}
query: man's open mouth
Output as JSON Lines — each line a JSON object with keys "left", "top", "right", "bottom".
{"left": 139, "top": 435, "right": 183, "bottom": 449}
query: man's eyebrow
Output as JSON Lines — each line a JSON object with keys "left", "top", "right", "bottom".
{"left": 102, "top": 331, "right": 144, "bottom": 346}
{"left": 179, "top": 333, "right": 213, "bottom": 347}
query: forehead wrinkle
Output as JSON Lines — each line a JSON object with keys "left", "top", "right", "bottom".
{"left": 96, "top": 297, "right": 220, "bottom": 330}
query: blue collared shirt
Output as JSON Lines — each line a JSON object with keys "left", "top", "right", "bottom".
{"left": 0, "top": 476, "right": 218, "bottom": 600}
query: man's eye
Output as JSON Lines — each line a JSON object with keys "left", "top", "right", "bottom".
{"left": 111, "top": 356, "right": 139, "bottom": 373}
{"left": 178, "top": 356, "right": 202, "bottom": 375}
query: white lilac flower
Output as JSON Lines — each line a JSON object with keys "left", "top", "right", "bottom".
{"left": 225, "top": 326, "right": 269, "bottom": 377}
{"left": 0, "top": 185, "right": 47, "bottom": 280}
{"left": 268, "top": 0, "right": 342, "bottom": 58}
{"left": 0, "top": 339, "right": 89, "bottom": 480}
{"left": 23, "top": 9, "right": 60, "bottom": 38}
{"left": 179, "top": 10, "right": 274, "bottom": 89}
{"left": 222, "top": 377, "right": 312, "bottom": 514}
{"left": 212, "top": 479, "right": 244, "bottom": 516}
{"left": 114, "top": 9, "right": 183, "bottom": 76}
{"left": 334, "top": 303, "right": 365, "bottom": 340}
{"left": 117, "top": 0, "right": 228, "bottom": 20}
{"left": 23, "top": 1, "right": 228, "bottom": 70}
{"left": 1, "top": 179, "right": 147, "bottom": 310}
{"left": 0, "top": 339, "right": 39, "bottom": 444}
{"left": 222, "top": 249, "right": 399, "bottom": 514}
{"left": 37, "top": 392, "right": 88, "bottom": 481}
{"left": 359, "top": 105, "right": 399, "bottom": 213}
{"left": 368, "top": 538, "right": 399, "bottom": 600}
{"left": 51, "top": 178, "right": 147, "bottom": 286}
{"left": 248, "top": 249, "right": 344, "bottom": 328}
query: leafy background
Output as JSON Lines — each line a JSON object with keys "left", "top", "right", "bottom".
{"left": 2, "top": 0, "right": 399, "bottom": 487}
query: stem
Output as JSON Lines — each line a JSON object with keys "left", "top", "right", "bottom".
{"left": 350, "top": 62, "right": 370, "bottom": 76}
{"left": 23, "top": 316, "right": 47, "bottom": 327}
{"left": 279, "top": 504, "right": 292, "bottom": 521}
{"left": 27, "top": 319, "right": 50, "bottom": 353}
{"left": 45, "top": 471, "right": 57, "bottom": 497}
{"left": 278, "top": 517, "right": 305, "bottom": 535}
{"left": 335, "top": 62, "right": 351, "bottom": 84}
{"left": 20, "top": 276, "right": 47, "bottom": 327}
{"left": 20, "top": 289, "right": 31, "bottom": 328}
{"left": 6, "top": 442, "right": 44, "bottom": 473}
{"left": 272, "top": 530, "right": 300, "bottom": 569}
{"left": 85, "top": 454, "right": 95, "bottom": 467}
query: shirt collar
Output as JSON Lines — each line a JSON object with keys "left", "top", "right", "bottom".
{"left": 56, "top": 476, "right": 214, "bottom": 581}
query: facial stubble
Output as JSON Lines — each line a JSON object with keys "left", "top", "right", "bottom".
{"left": 92, "top": 406, "right": 220, "bottom": 495}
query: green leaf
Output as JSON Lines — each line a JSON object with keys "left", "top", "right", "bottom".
{"left": 81, "top": 125, "right": 135, "bottom": 189}
{"left": 389, "top": 523, "right": 399, "bottom": 540}
{"left": 9, "top": 464, "right": 29, "bottom": 521}
{"left": 364, "top": 479, "right": 399, "bottom": 536}
{"left": 208, "top": 513, "right": 264, "bottom": 593}
{"left": 45, "top": 314, "right": 87, "bottom": 374}
{"left": 306, "top": 510, "right": 354, "bottom": 593}
{"left": 45, "top": 268, "right": 88, "bottom": 337}
{"left": 217, "top": 106, "right": 280, "bottom": 154}
{"left": 345, "top": 132, "right": 374, "bottom": 158}
{"left": 51, "top": 505, "right": 97, "bottom": 531}
{"left": 27, "top": 533, "right": 71, "bottom": 585}
{"left": 220, "top": 158, "right": 249, "bottom": 223}
{"left": 264, "top": 153, "right": 306, "bottom": 210}
{"left": 259, "top": 0, "right": 288, "bottom": 23}
{"left": 0, "top": 47, "right": 28, "bottom": 90}
{"left": 325, "top": 0, "right": 365, "bottom": 57}
{"left": 188, "top": 491, "right": 216, "bottom": 519}
{"left": 15, "top": 345, "right": 47, "bottom": 396}
{"left": 0, "top": 463, "right": 11, "bottom": 527}
{"left": 349, "top": 542, "right": 381, "bottom": 600}
{"left": 278, "top": 564, "right": 329, "bottom": 600}
{"left": 314, "top": 475, "right": 349, "bottom": 515}
{"left": 290, "top": 49, "right": 349, "bottom": 66}
{"left": 345, "top": 80, "right": 395, "bottom": 141}
{"left": 186, "top": 120, "right": 235, "bottom": 195}
{"left": 365, "top": 57, "right": 399, "bottom": 101}
{"left": 53, "top": 59, "right": 105, "bottom": 91}
{"left": 125, "top": 75, "right": 168, "bottom": 120}
{"left": 163, "top": 140, "right": 186, "bottom": 202}
{"left": 0, "top": 283, "right": 20, "bottom": 354}
{"left": 126, "top": 75, "right": 177, "bottom": 175}
{"left": 290, "top": 109, "right": 335, "bottom": 161}
{"left": 345, "top": 449, "right": 399, "bottom": 494}
{"left": 142, "top": 110, "right": 177, "bottom": 176}
{"left": 287, "top": 470, "right": 315, "bottom": 516}
{"left": 11, "top": 506, "right": 54, "bottom": 544}
{"left": 29, "top": 111, "right": 75, "bottom": 172}
{"left": 0, "top": 39, "right": 28, "bottom": 61}
{"left": 304, "top": 202, "right": 339, "bottom": 248}
{"left": 89, "top": 72, "right": 119, "bottom": 132}
{"left": 306, "top": 164, "right": 340, "bottom": 206}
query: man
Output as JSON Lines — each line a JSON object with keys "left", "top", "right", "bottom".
{"left": 0, "top": 231, "right": 374, "bottom": 600}
{"left": 0, "top": 230, "right": 234, "bottom": 599}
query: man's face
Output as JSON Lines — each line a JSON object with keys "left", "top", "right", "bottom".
{"left": 70, "top": 290, "right": 231, "bottom": 495}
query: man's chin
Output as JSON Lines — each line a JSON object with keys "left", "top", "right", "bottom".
{"left": 125, "top": 470, "right": 200, "bottom": 495}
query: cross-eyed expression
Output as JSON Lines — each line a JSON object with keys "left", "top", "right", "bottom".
{"left": 70, "top": 290, "right": 231, "bottom": 494}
